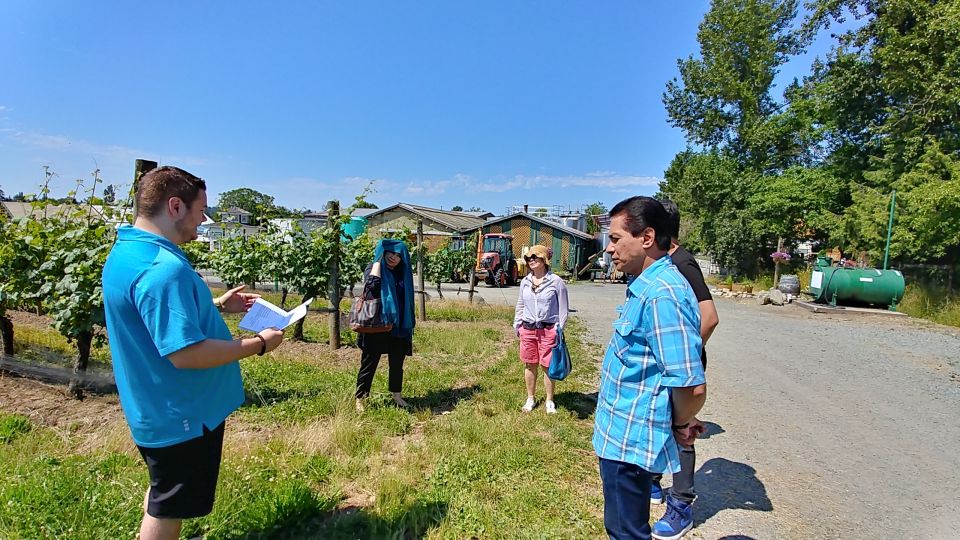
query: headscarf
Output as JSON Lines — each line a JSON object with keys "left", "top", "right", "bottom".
{"left": 373, "top": 239, "right": 415, "bottom": 338}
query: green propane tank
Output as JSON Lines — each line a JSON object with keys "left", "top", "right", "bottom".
{"left": 809, "top": 256, "right": 905, "bottom": 309}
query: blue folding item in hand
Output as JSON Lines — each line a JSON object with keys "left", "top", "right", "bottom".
{"left": 547, "top": 328, "right": 571, "bottom": 380}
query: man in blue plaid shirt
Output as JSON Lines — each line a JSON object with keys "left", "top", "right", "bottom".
{"left": 593, "top": 196, "right": 706, "bottom": 540}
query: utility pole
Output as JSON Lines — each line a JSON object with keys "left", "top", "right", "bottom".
{"left": 882, "top": 190, "right": 897, "bottom": 270}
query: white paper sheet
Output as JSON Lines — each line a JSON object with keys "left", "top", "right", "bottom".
{"left": 238, "top": 298, "right": 313, "bottom": 332}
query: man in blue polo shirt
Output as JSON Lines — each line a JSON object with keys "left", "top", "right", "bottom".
{"left": 102, "top": 166, "right": 285, "bottom": 540}
{"left": 593, "top": 196, "right": 706, "bottom": 540}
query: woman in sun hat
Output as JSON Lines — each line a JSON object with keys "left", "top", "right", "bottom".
{"left": 355, "top": 238, "right": 416, "bottom": 412}
{"left": 513, "top": 244, "right": 569, "bottom": 413}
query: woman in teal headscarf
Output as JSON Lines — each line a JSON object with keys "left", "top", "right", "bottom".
{"left": 355, "top": 238, "right": 416, "bottom": 411}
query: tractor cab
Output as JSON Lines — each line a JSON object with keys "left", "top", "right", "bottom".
{"left": 475, "top": 233, "right": 519, "bottom": 287}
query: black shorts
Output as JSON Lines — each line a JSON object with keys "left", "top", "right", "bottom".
{"left": 137, "top": 421, "right": 226, "bottom": 519}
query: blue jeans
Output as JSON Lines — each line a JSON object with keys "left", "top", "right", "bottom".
{"left": 598, "top": 457, "right": 652, "bottom": 540}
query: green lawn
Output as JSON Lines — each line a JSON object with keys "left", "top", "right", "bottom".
{"left": 0, "top": 300, "right": 606, "bottom": 539}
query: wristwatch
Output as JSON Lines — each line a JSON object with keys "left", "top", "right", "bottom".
{"left": 255, "top": 334, "right": 267, "bottom": 356}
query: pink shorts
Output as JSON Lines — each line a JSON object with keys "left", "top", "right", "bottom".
{"left": 518, "top": 326, "right": 557, "bottom": 368}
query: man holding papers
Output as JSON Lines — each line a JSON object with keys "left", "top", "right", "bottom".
{"left": 102, "top": 166, "right": 285, "bottom": 540}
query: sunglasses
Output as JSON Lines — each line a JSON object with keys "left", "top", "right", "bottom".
{"left": 523, "top": 255, "right": 542, "bottom": 262}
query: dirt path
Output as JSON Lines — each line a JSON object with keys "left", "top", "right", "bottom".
{"left": 470, "top": 281, "right": 960, "bottom": 539}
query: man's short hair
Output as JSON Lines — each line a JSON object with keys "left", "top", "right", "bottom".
{"left": 136, "top": 166, "right": 207, "bottom": 218}
{"left": 659, "top": 198, "right": 681, "bottom": 240}
{"left": 609, "top": 196, "right": 672, "bottom": 251}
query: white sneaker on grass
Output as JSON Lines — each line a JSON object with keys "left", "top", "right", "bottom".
{"left": 521, "top": 396, "right": 535, "bottom": 412}
{"left": 545, "top": 400, "right": 557, "bottom": 414}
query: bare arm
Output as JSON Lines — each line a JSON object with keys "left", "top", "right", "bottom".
{"left": 167, "top": 329, "right": 284, "bottom": 369}
{"left": 698, "top": 299, "right": 718, "bottom": 344}
{"left": 557, "top": 280, "right": 569, "bottom": 330}
{"left": 671, "top": 384, "right": 707, "bottom": 427}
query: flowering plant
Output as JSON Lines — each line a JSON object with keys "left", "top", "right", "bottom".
{"left": 770, "top": 251, "right": 791, "bottom": 262}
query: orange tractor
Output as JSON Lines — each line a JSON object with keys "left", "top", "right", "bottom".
{"left": 474, "top": 233, "right": 520, "bottom": 287}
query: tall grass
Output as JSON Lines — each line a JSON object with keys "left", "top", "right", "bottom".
{"left": 897, "top": 283, "right": 960, "bottom": 327}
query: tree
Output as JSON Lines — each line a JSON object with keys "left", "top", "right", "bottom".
{"left": 217, "top": 188, "right": 277, "bottom": 225}
{"left": 102, "top": 184, "right": 116, "bottom": 204}
{"left": 748, "top": 166, "right": 845, "bottom": 246}
{"left": 451, "top": 205, "right": 464, "bottom": 212}
{"left": 796, "top": 0, "right": 960, "bottom": 263}
{"left": 0, "top": 187, "right": 5, "bottom": 200}
{"left": 583, "top": 202, "right": 607, "bottom": 234}
{"left": 663, "top": 0, "right": 804, "bottom": 172}
{"left": 658, "top": 151, "right": 762, "bottom": 272}
{"left": 468, "top": 207, "right": 484, "bottom": 212}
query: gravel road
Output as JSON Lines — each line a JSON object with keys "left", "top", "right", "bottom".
{"left": 466, "top": 281, "right": 960, "bottom": 539}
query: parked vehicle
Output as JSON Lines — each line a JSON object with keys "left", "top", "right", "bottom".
{"left": 474, "top": 233, "right": 519, "bottom": 287}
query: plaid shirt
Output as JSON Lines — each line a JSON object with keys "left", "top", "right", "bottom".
{"left": 592, "top": 255, "right": 705, "bottom": 473}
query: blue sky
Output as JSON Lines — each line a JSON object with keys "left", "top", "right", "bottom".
{"left": 1, "top": 1, "right": 844, "bottom": 214}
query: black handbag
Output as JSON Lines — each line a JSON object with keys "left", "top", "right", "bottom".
{"left": 349, "top": 296, "right": 393, "bottom": 334}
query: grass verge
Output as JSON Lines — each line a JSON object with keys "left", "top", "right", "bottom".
{"left": 0, "top": 300, "right": 605, "bottom": 539}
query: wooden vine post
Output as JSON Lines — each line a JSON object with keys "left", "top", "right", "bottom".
{"left": 328, "top": 200, "right": 341, "bottom": 349}
{"left": 416, "top": 220, "right": 427, "bottom": 321}
{"left": 132, "top": 159, "right": 158, "bottom": 217}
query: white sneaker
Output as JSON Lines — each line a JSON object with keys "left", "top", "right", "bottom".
{"left": 521, "top": 396, "right": 535, "bottom": 412}
{"left": 545, "top": 400, "right": 557, "bottom": 414}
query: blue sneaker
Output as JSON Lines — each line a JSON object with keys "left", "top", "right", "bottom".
{"left": 650, "top": 480, "right": 664, "bottom": 505}
{"left": 651, "top": 496, "right": 693, "bottom": 540}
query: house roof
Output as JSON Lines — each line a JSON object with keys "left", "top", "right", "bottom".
{"left": 2, "top": 201, "right": 106, "bottom": 221}
{"left": 207, "top": 222, "right": 262, "bottom": 232}
{"left": 365, "top": 203, "right": 487, "bottom": 232}
{"left": 482, "top": 212, "right": 595, "bottom": 241}
{"left": 351, "top": 207, "right": 378, "bottom": 217}
{"left": 221, "top": 207, "right": 252, "bottom": 215}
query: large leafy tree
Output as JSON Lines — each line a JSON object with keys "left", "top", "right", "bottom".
{"left": 584, "top": 202, "right": 607, "bottom": 234}
{"left": 661, "top": 0, "right": 814, "bottom": 272}
{"left": 102, "top": 184, "right": 116, "bottom": 204}
{"left": 660, "top": 151, "right": 762, "bottom": 271}
{"left": 798, "top": 0, "right": 960, "bottom": 264}
{"left": 663, "top": 0, "right": 804, "bottom": 171}
{"left": 216, "top": 188, "right": 295, "bottom": 224}
{"left": 748, "top": 166, "right": 846, "bottom": 246}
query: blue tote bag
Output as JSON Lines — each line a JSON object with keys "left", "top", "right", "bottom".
{"left": 548, "top": 328, "right": 571, "bottom": 380}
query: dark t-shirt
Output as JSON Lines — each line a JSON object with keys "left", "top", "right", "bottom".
{"left": 670, "top": 246, "right": 712, "bottom": 302}
{"left": 670, "top": 245, "right": 711, "bottom": 367}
